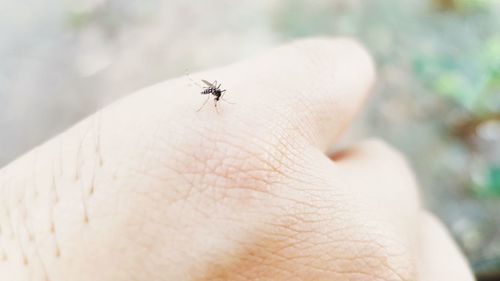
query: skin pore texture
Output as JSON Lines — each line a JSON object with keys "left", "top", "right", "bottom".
{"left": 0, "top": 38, "right": 474, "bottom": 281}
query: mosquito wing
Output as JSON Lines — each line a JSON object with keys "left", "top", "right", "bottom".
{"left": 201, "top": 79, "right": 215, "bottom": 87}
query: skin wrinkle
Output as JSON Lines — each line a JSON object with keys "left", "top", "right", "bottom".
{"left": 344, "top": 228, "right": 413, "bottom": 281}
{"left": 220, "top": 77, "right": 323, "bottom": 170}
{"left": 284, "top": 91, "right": 322, "bottom": 146}
{"left": 247, "top": 123, "right": 316, "bottom": 186}
{"left": 214, "top": 128, "right": 301, "bottom": 188}
{"left": 340, "top": 219, "right": 411, "bottom": 256}
{"left": 274, "top": 96, "right": 307, "bottom": 137}
{"left": 298, "top": 215, "right": 393, "bottom": 255}
{"left": 259, "top": 124, "right": 315, "bottom": 180}
{"left": 117, "top": 152, "right": 176, "bottom": 206}
{"left": 200, "top": 225, "right": 395, "bottom": 281}
{"left": 114, "top": 161, "right": 278, "bottom": 278}
{"left": 233, "top": 130, "right": 301, "bottom": 182}
{"left": 289, "top": 152, "right": 342, "bottom": 193}
{"left": 299, "top": 239, "right": 407, "bottom": 280}
{"left": 291, "top": 254, "right": 382, "bottom": 279}
{"left": 139, "top": 122, "right": 221, "bottom": 191}
{"left": 278, "top": 191, "right": 412, "bottom": 280}
{"left": 170, "top": 130, "right": 285, "bottom": 197}
{"left": 186, "top": 188, "right": 304, "bottom": 278}
{"left": 169, "top": 138, "right": 232, "bottom": 202}
{"left": 190, "top": 178, "right": 406, "bottom": 280}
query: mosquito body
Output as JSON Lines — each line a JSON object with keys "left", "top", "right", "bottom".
{"left": 186, "top": 71, "right": 230, "bottom": 112}
{"left": 200, "top": 79, "right": 226, "bottom": 108}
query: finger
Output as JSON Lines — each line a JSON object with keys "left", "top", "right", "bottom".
{"left": 417, "top": 212, "right": 475, "bottom": 281}
{"left": 222, "top": 37, "right": 376, "bottom": 151}
{"left": 117, "top": 37, "right": 375, "bottom": 152}
{"left": 330, "top": 139, "right": 421, "bottom": 247}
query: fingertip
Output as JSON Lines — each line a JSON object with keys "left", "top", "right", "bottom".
{"left": 418, "top": 211, "right": 475, "bottom": 281}
{"left": 290, "top": 37, "right": 376, "bottom": 81}
{"left": 256, "top": 37, "right": 377, "bottom": 149}
{"left": 286, "top": 37, "right": 376, "bottom": 100}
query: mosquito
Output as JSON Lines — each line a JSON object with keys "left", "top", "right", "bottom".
{"left": 186, "top": 71, "right": 231, "bottom": 112}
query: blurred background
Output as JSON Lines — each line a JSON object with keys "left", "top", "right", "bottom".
{"left": 0, "top": 0, "right": 499, "bottom": 279}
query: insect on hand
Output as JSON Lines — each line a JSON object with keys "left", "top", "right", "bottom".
{"left": 186, "top": 71, "right": 231, "bottom": 112}
{"left": 197, "top": 79, "right": 227, "bottom": 112}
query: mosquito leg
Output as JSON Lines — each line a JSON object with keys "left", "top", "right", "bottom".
{"left": 185, "top": 70, "right": 202, "bottom": 88}
{"left": 214, "top": 98, "right": 220, "bottom": 114}
{"left": 220, "top": 91, "right": 235, "bottom": 104}
{"left": 221, "top": 98, "right": 235, "bottom": 104}
{"left": 196, "top": 95, "right": 211, "bottom": 112}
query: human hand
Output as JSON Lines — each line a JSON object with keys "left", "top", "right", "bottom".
{"left": 0, "top": 38, "right": 474, "bottom": 281}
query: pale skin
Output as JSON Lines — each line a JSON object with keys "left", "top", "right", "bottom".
{"left": 0, "top": 38, "right": 474, "bottom": 280}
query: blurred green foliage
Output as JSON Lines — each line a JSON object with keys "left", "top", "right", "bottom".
{"left": 414, "top": 35, "right": 500, "bottom": 116}
{"left": 473, "top": 165, "right": 500, "bottom": 196}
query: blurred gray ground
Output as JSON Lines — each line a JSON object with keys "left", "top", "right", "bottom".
{"left": 0, "top": 0, "right": 281, "bottom": 165}
{"left": 1, "top": 0, "right": 500, "bottom": 278}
